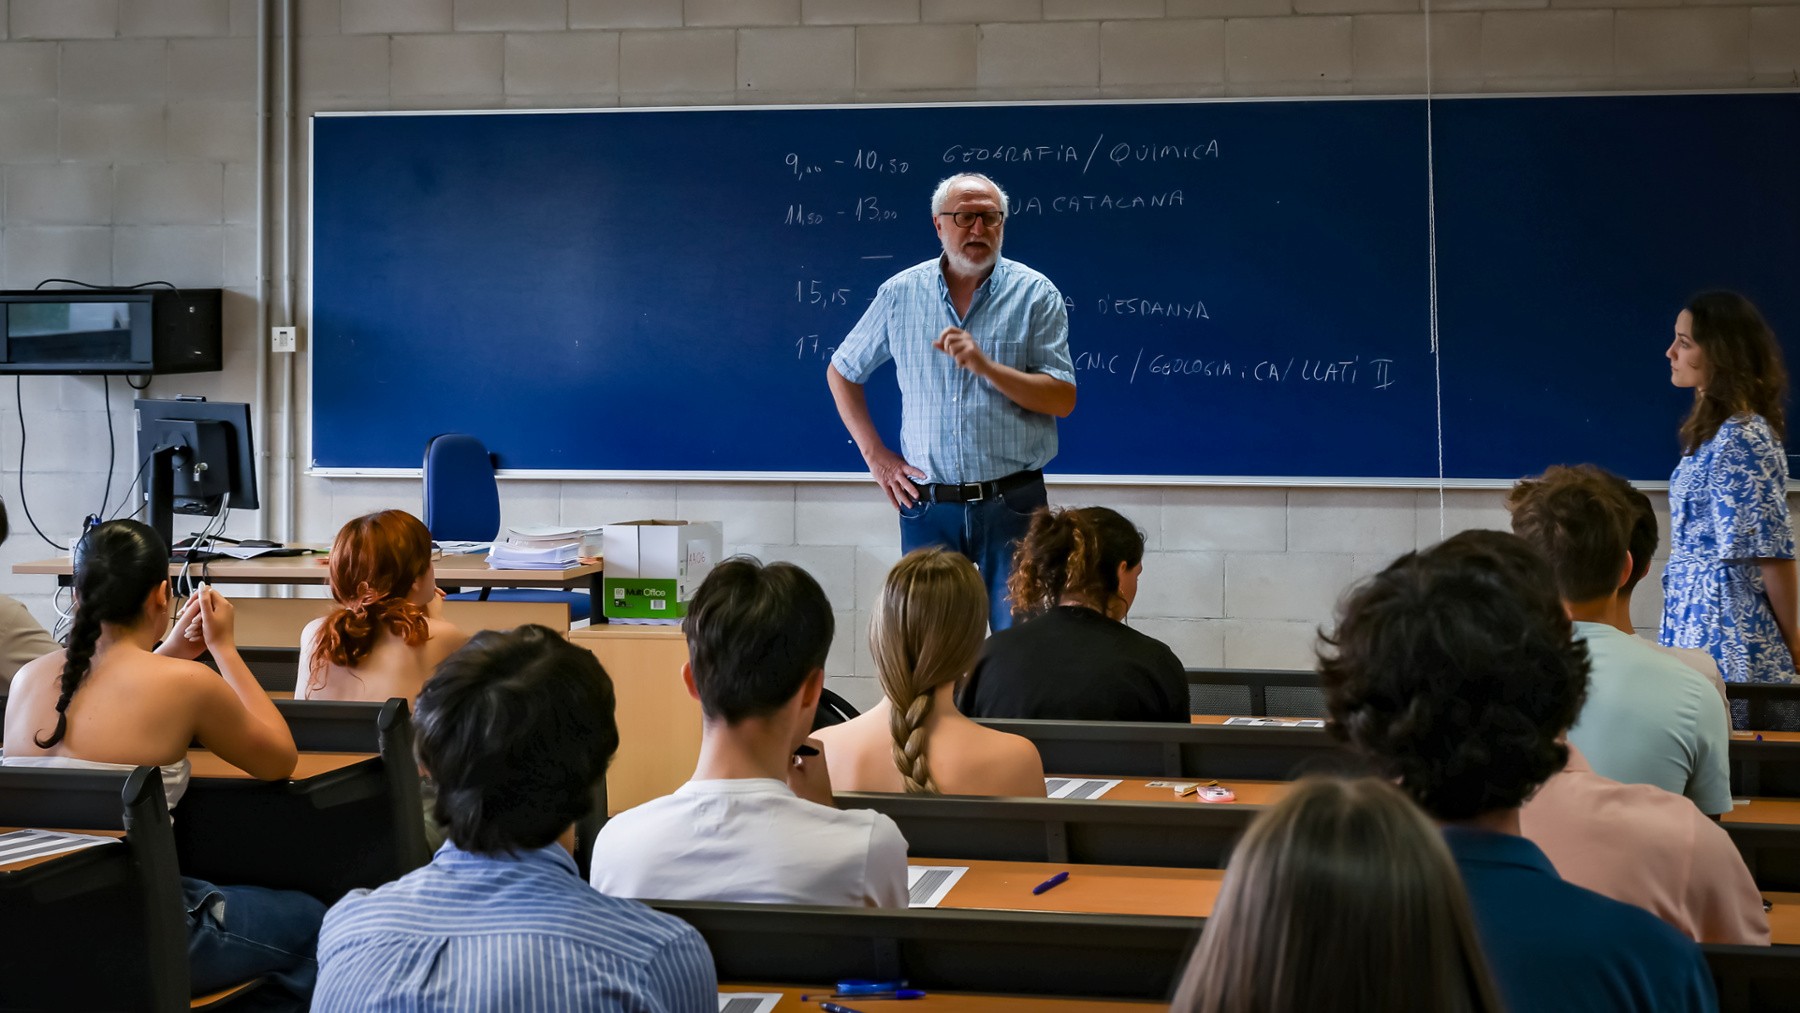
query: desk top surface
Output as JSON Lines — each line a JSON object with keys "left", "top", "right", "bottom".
{"left": 723, "top": 984, "right": 1162, "bottom": 1010}
{"left": 187, "top": 750, "right": 376, "bottom": 780}
{"left": 13, "top": 554, "right": 602, "bottom": 589}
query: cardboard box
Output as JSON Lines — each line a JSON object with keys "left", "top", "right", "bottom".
{"left": 601, "top": 520, "right": 723, "bottom": 624}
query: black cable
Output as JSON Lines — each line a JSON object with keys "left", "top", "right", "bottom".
{"left": 107, "top": 450, "right": 155, "bottom": 521}
{"left": 33, "top": 278, "right": 179, "bottom": 293}
{"left": 15, "top": 376, "right": 65, "bottom": 552}
{"left": 100, "top": 375, "right": 115, "bottom": 520}
{"left": 126, "top": 374, "right": 151, "bottom": 391}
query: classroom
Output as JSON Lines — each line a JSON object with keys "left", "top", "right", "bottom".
{"left": 1, "top": 1, "right": 1798, "bottom": 1011}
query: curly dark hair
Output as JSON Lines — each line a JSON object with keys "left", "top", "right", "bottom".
{"left": 1316, "top": 530, "right": 1590, "bottom": 822}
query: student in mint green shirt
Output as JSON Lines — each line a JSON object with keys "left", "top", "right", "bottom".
{"left": 1508, "top": 464, "right": 1732, "bottom": 815}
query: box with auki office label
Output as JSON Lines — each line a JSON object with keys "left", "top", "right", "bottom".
{"left": 601, "top": 520, "right": 722, "bottom": 624}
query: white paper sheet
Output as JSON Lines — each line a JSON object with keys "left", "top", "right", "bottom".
{"left": 716, "top": 994, "right": 782, "bottom": 1013}
{"left": 907, "top": 864, "right": 970, "bottom": 908}
{"left": 1044, "top": 777, "right": 1121, "bottom": 800}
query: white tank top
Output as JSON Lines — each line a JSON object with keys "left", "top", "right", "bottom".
{"left": 2, "top": 754, "right": 192, "bottom": 808}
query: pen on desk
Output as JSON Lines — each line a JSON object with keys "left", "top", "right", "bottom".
{"left": 800, "top": 991, "right": 924, "bottom": 1002}
{"left": 820, "top": 1004, "right": 866, "bottom": 1013}
{"left": 1032, "top": 870, "right": 1071, "bottom": 895}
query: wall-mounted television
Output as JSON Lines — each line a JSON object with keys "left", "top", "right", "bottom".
{"left": 0, "top": 289, "right": 222, "bottom": 375}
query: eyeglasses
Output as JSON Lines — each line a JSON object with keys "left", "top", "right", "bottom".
{"left": 937, "top": 210, "right": 1005, "bottom": 229}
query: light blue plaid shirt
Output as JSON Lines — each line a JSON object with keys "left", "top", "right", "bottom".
{"left": 832, "top": 256, "right": 1074, "bottom": 485}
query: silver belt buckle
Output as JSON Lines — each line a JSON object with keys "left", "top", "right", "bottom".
{"left": 963, "top": 481, "right": 987, "bottom": 502}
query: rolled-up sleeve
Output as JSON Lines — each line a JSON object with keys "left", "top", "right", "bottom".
{"left": 1028, "top": 284, "right": 1074, "bottom": 385}
{"left": 832, "top": 284, "right": 895, "bottom": 385}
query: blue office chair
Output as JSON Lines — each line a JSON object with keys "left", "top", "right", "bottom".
{"left": 422, "top": 433, "right": 592, "bottom": 621}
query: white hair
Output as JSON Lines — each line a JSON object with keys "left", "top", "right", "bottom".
{"left": 931, "top": 173, "right": 1011, "bottom": 216}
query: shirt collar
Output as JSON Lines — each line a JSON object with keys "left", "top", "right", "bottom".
{"left": 1441, "top": 825, "right": 1560, "bottom": 877}
{"left": 431, "top": 840, "right": 581, "bottom": 877}
{"left": 935, "top": 256, "right": 1006, "bottom": 298}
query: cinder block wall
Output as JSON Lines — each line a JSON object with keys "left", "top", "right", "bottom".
{"left": 1, "top": 0, "right": 1794, "bottom": 705}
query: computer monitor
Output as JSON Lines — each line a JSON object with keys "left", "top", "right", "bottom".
{"left": 133, "top": 397, "right": 259, "bottom": 555}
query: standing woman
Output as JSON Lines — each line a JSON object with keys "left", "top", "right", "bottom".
{"left": 1661, "top": 291, "right": 1798, "bottom": 727}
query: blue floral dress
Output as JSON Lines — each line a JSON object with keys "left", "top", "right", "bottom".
{"left": 1661, "top": 414, "right": 1797, "bottom": 685}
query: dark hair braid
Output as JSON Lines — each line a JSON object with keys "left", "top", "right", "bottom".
{"left": 35, "top": 520, "right": 169, "bottom": 749}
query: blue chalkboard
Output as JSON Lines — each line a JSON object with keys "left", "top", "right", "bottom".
{"left": 310, "top": 93, "right": 1800, "bottom": 482}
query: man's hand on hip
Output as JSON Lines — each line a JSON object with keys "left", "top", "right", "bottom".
{"left": 935, "top": 326, "right": 992, "bottom": 378}
{"left": 865, "top": 444, "right": 927, "bottom": 509}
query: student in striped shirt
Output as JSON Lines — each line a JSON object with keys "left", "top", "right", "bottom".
{"left": 313, "top": 625, "right": 716, "bottom": 1012}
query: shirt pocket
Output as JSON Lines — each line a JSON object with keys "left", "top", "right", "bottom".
{"left": 986, "top": 334, "right": 1030, "bottom": 371}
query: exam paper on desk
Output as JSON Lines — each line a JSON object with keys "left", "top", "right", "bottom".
{"left": 908, "top": 865, "right": 970, "bottom": 908}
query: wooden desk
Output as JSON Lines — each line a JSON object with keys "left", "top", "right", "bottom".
{"left": 570, "top": 626, "right": 700, "bottom": 813}
{"left": 187, "top": 750, "right": 375, "bottom": 781}
{"left": 723, "top": 984, "right": 1162, "bottom": 1010}
{"left": 13, "top": 553, "right": 602, "bottom": 591}
{"left": 921, "top": 856, "right": 1222, "bottom": 919}
{"left": 1091, "top": 777, "right": 1284, "bottom": 807}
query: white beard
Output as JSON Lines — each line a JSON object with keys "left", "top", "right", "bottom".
{"left": 943, "top": 236, "right": 1001, "bottom": 276}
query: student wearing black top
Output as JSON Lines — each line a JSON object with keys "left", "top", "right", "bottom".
{"left": 960, "top": 506, "right": 1187, "bottom": 722}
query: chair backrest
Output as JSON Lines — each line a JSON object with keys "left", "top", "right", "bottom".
{"left": 812, "top": 687, "right": 861, "bottom": 731}
{"left": 422, "top": 433, "right": 502, "bottom": 543}
{"left": 0, "top": 765, "right": 191, "bottom": 1011}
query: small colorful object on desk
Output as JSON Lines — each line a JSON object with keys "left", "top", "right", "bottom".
{"left": 1195, "top": 785, "right": 1236, "bottom": 803}
{"left": 833, "top": 980, "right": 909, "bottom": 996}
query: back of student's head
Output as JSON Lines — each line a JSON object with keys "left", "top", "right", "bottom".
{"left": 872, "top": 548, "right": 989, "bottom": 794}
{"left": 37, "top": 519, "right": 169, "bottom": 749}
{"left": 1505, "top": 464, "right": 1636, "bottom": 602}
{"left": 1617, "top": 478, "right": 1659, "bottom": 596}
{"left": 684, "top": 556, "right": 834, "bottom": 724}
{"left": 414, "top": 623, "right": 618, "bottom": 854}
{"left": 1172, "top": 776, "right": 1501, "bottom": 1013}
{"left": 310, "top": 510, "right": 434, "bottom": 690}
{"left": 1008, "top": 506, "right": 1145, "bottom": 618}
{"left": 1317, "top": 530, "right": 1589, "bottom": 822}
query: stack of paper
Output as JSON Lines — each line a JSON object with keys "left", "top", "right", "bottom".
{"left": 487, "top": 540, "right": 579, "bottom": 570}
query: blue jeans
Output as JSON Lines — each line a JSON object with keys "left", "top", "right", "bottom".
{"left": 898, "top": 476, "right": 1046, "bottom": 631}
{"left": 184, "top": 877, "right": 326, "bottom": 1012}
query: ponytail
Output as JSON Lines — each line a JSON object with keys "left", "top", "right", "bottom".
{"left": 872, "top": 548, "right": 989, "bottom": 794}
{"left": 37, "top": 520, "right": 169, "bottom": 749}
{"left": 1006, "top": 506, "right": 1146, "bottom": 619}
{"left": 309, "top": 510, "right": 436, "bottom": 691}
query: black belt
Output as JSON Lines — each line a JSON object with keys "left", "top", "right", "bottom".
{"left": 922, "top": 470, "right": 1042, "bottom": 504}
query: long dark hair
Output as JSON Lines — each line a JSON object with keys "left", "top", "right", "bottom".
{"left": 1680, "top": 291, "right": 1788, "bottom": 453}
{"left": 36, "top": 520, "right": 170, "bottom": 748}
{"left": 1007, "top": 506, "right": 1145, "bottom": 619}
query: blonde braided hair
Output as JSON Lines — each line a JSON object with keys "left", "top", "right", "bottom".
{"left": 872, "top": 548, "right": 989, "bottom": 794}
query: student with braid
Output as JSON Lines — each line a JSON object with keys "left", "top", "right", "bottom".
{"left": 813, "top": 548, "right": 1046, "bottom": 796}
{"left": 961, "top": 506, "right": 1187, "bottom": 722}
{"left": 2, "top": 520, "right": 324, "bottom": 1010}
{"left": 297, "top": 509, "right": 467, "bottom": 703}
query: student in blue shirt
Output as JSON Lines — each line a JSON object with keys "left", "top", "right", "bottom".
{"left": 313, "top": 625, "right": 716, "bottom": 1013}
{"left": 1317, "top": 530, "right": 1718, "bottom": 1013}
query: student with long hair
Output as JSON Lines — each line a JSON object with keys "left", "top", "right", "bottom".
{"left": 0, "top": 499, "right": 58, "bottom": 688}
{"left": 297, "top": 509, "right": 467, "bottom": 703}
{"left": 1171, "top": 776, "right": 1502, "bottom": 1013}
{"left": 813, "top": 547, "right": 1045, "bottom": 797}
{"left": 1661, "top": 292, "right": 1798, "bottom": 725}
{"left": 2, "top": 520, "right": 323, "bottom": 1009}
{"left": 961, "top": 506, "right": 1186, "bottom": 722}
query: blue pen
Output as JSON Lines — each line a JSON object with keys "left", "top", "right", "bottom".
{"left": 821, "top": 1004, "right": 865, "bottom": 1013}
{"left": 834, "top": 980, "right": 907, "bottom": 996}
{"left": 1032, "top": 870, "right": 1071, "bottom": 895}
{"left": 800, "top": 990, "right": 924, "bottom": 1002}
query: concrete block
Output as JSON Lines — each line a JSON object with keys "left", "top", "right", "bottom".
{"left": 1480, "top": 10, "right": 1613, "bottom": 77}
{"left": 169, "top": 38, "right": 256, "bottom": 101}
{"left": 739, "top": 26, "right": 856, "bottom": 93}
{"left": 167, "top": 101, "right": 255, "bottom": 161}
{"left": 0, "top": 0, "right": 6, "bottom": 39}
{"left": 114, "top": 225, "right": 225, "bottom": 288}
{"left": 1223, "top": 550, "right": 1357, "bottom": 621}
{"left": 620, "top": 28, "right": 737, "bottom": 94}
{"left": 1162, "top": 486, "right": 1285, "bottom": 552}
{"left": 492, "top": 479, "right": 565, "bottom": 531}
{"left": 454, "top": 0, "right": 566, "bottom": 31}
{"left": 329, "top": 479, "right": 428, "bottom": 526}
{"left": 828, "top": 609, "right": 859, "bottom": 680}
{"left": 1221, "top": 619, "right": 1323, "bottom": 669}
{"left": 3, "top": 164, "right": 111, "bottom": 224}
{"left": 675, "top": 482, "right": 796, "bottom": 546}
{"left": 853, "top": 543, "right": 903, "bottom": 611}
{"left": 1127, "top": 617, "right": 1226, "bottom": 667}
{"left": 61, "top": 40, "right": 167, "bottom": 102}
{"left": 342, "top": 0, "right": 454, "bottom": 33}
{"left": 0, "top": 41, "right": 57, "bottom": 97}
{"left": 1630, "top": 561, "right": 1666, "bottom": 631}
{"left": 827, "top": 674, "right": 883, "bottom": 711}
{"left": 1298, "top": 0, "right": 1416, "bottom": 13}
{"left": 298, "top": 0, "right": 340, "bottom": 35}
{"left": 223, "top": 162, "right": 255, "bottom": 223}
{"left": 1225, "top": 15, "right": 1353, "bottom": 82}
{"left": 570, "top": 0, "right": 684, "bottom": 29}
{"left": 1101, "top": 19, "right": 1226, "bottom": 85}
{"left": 392, "top": 33, "right": 505, "bottom": 96}
{"left": 1615, "top": 8, "right": 1750, "bottom": 77}
{"left": 1752, "top": 7, "right": 1800, "bottom": 74}
{"left": 731, "top": 543, "right": 858, "bottom": 610}
{"left": 115, "top": 162, "right": 223, "bottom": 223}
{"left": 921, "top": 0, "right": 1042, "bottom": 20}
{"left": 504, "top": 32, "right": 620, "bottom": 95}
{"left": 1, "top": 226, "right": 112, "bottom": 289}
{"left": 979, "top": 21, "right": 1099, "bottom": 87}
{"left": 1352, "top": 12, "right": 1482, "bottom": 83}
{"left": 804, "top": 0, "right": 919, "bottom": 23}
{"left": 795, "top": 483, "right": 898, "bottom": 546}
{"left": 1046, "top": 0, "right": 1160, "bottom": 17}
{"left": 222, "top": 223, "right": 256, "bottom": 288}
{"left": 1435, "top": 0, "right": 1545, "bottom": 12}
{"left": 1287, "top": 489, "right": 1415, "bottom": 554}
{"left": 1048, "top": 485, "right": 1166, "bottom": 550}
{"left": 120, "top": 0, "right": 232, "bottom": 37}
{"left": 686, "top": 0, "right": 802, "bottom": 25}
{"left": 857, "top": 24, "right": 978, "bottom": 89}
{"left": 1415, "top": 488, "right": 1511, "bottom": 547}
{"left": 1132, "top": 551, "right": 1226, "bottom": 619}
{"left": 0, "top": 99, "right": 58, "bottom": 161}
{"left": 298, "top": 35, "right": 391, "bottom": 99}
{"left": 228, "top": 0, "right": 257, "bottom": 36}
{"left": 60, "top": 103, "right": 167, "bottom": 161}
{"left": 1170, "top": 0, "right": 1291, "bottom": 16}
{"left": 10, "top": 0, "right": 117, "bottom": 39}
